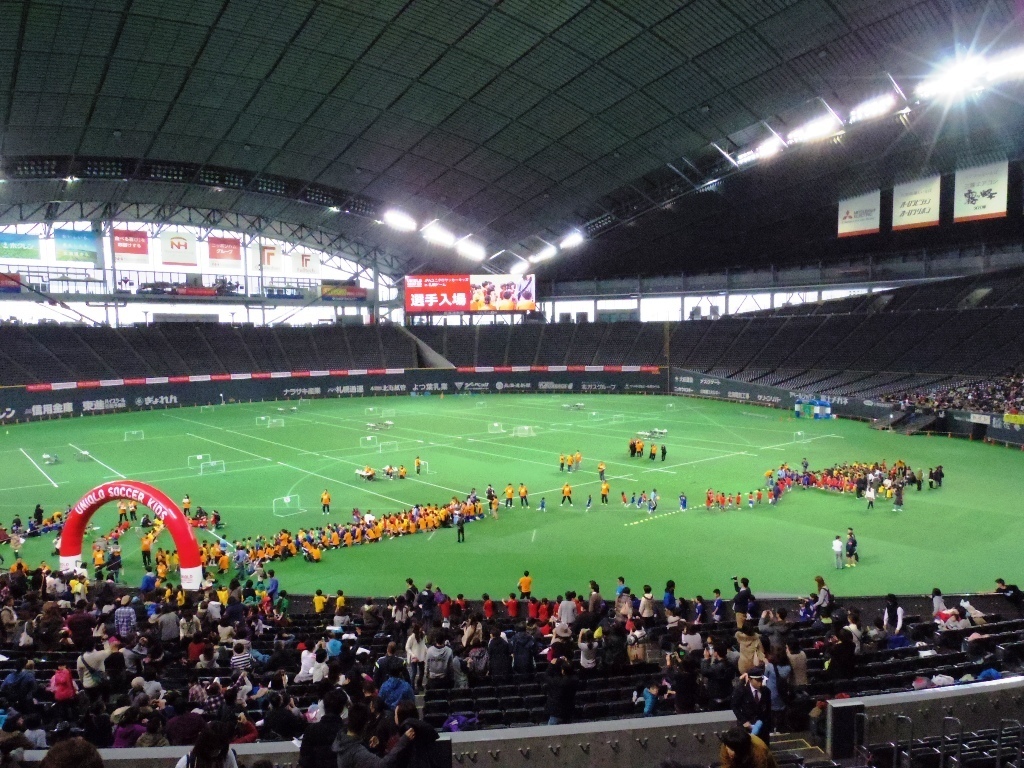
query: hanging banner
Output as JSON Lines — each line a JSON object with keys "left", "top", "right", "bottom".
{"left": 207, "top": 236, "right": 242, "bottom": 268}
{"left": 53, "top": 229, "right": 100, "bottom": 265}
{"left": 892, "top": 176, "right": 941, "bottom": 231}
{"left": 112, "top": 228, "right": 150, "bottom": 265}
{"left": 292, "top": 251, "right": 320, "bottom": 275}
{"left": 954, "top": 161, "right": 1008, "bottom": 222}
{"left": 0, "top": 273, "right": 22, "bottom": 294}
{"left": 253, "top": 243, "right": 282, "bottom": 272}
{"left": 160, "top": 230, "right": 198, "bottom": 267}
{"left": 0, "top": 233, "right": 41, "bottom": 261}
{"left": 837, "top": 190, "right": 881, "bottom": 238}
{"left": 321, "top": 279, "right": 368, "bottom": 301}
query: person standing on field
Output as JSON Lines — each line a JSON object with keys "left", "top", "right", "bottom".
{"left": 832, "top": 536, "right": 843, "bottom": 570}
{"left": 865, "top": 485, "right": 875, "bottom": 510}
{"left": 321, "top": 489, "right": 331, "bottom": 515}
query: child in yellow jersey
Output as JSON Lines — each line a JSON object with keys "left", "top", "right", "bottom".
{"left": 218, "top": 553, "right": 230, "bottom": 573}
{"left": 170, "top": 551, "right": 179, "bottom": 571}
{"left": 490, "top": 496, "right": 499, "bottom": 519}
{"left": 313, "top": 590, "right": 328, "bottom": 612}
{"left": 335, "top": 590, "right": 346, "bottom": 610}
{"left": 343, "top": 529, "right": 353, "bottom": 547}
{"left": 156, "top": 562, "right": 168, "bottom": 581}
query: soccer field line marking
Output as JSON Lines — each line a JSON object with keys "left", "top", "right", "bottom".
{"left": 641, "top": 450, "right": 757, "bottom": 473}
{"left": 185, "top": 433, "right": 275, "bottom": 462}
{"left": 531, "top": 529, "right": 536, "bottom": 542}
{"left": 428, "top": 531, "right": 436, "bottom": 540}
{"left": 623, "top": 508, "right": 686, "bottom": 526}
{"left": 19, "top": 448, "right": 59, "bottom": 488}
{"left": 166, "top": 413, "right": 322, "bottom": 456}
{"left": 0, "top": 481, "right": 61, "bottom": 493}
{"left": 67, "top": 443, "right": 127, "bottom": 479}
{"left": 273, "top": 461, "right": 411, "bottom": 507}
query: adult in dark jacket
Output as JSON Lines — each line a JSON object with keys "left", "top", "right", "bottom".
{"left": 731, "top": 667, "right": 773, "bottom": 746}
{"left": 700, "top": 645, "right": 736, "bottom": 705}
{"left": 601, "top": 624, "right": 629, "bottom": 670}
{"left": 299, "top": 689, "right": 348, "bottom": 768}
{"left": 544, "top": 658, "right": 578, "bottom": 725}
{"left": 826, "top": 628, "right": 857, "bottom": 681}
{"left": 510, "top": 626, "right": 537, "bottom": 674}
{"left": 262, "top": 693, "right": 307, "bottom": 739}
{"left": 486, "top": 629, "right": 513, "bottom": 680}
{"left": 393, "top": 701, "right": 442, "bottom": 768}
{"left": 333, "top": 703, "right": 414, "bottom": 768}
{"left": 733, "top": 578, "right": 751, "bottom": 627}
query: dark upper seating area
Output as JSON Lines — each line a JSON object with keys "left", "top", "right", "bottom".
{"left": 0, "top": 323, "right": 418, "bottom": 385}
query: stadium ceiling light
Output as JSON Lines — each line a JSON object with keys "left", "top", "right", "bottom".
{"left": 735, "top": 135, "right": 785, "bottom": 166}
{"left": 787, "top": 113, "right": 843, "bottom": 144}
{"left": 849, "top": 93, "right": 897, "bottom": 123}
{"left": 455, "top": 238, "right": 486, "bottom": 261}
{"left": 986, "top": 49, "right": 1024, "bottom": 83}
{"left": 421, "top": 221, "right": 456, "bottom": 248}
{"left": 916, "top": 56, "right": 986, "bottom": 100}
{"left": 528, "top": 244, "right": 558, "bottom": 264}
{"left": 382, "top": 209, "right": 417, "bottom": 232}
{"left": 509, "top": 259, "right": 530, "bottom": 275}
{"left": 559, "top": 231, "right": 585, "bottom": 249}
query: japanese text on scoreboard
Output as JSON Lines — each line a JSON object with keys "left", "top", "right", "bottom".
{"left": 404, "top": 274, "right": 536, "bottom": 313}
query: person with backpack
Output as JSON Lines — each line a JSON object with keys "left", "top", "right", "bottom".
{"left": 510, "top": 624, "right": 538, "bottom": 674}
{"left": 465, "top": 640, "right": 489, "bottom": 682}
{"left": 763, "top": 651, "right": 793, "bottom": 733}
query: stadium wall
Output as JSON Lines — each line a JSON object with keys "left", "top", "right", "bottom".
{"left": 0, "top": 366, "right": 664, "bottom": 423}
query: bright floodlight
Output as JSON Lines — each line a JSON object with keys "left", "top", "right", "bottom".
{"left": 916, "top": 56, "right": 985, "bottom": 100}
{"left": 528, "top": 244, "right": 557, "bottom": 264}
{"left": 422, "top": 221, "right": 456, "bottom": 247}
{"left": 849, "top": 93, "right": 897, "bottom": 123}
{"left": 986, "top": 49, "right": 1024, "bottom": 83}
{"left": 559, "top": 231, "right": 585, "bottom": 249}
{"left": 509, "top": 259, "right": 529, "bottom": 275}
{"left": 736, "top": 135, "right": 784, "bottom": 166}
{"left": 383, "top": 209, "right": 417, "bottom": 231}
{"left": 455, "top": 238, "right": 486, "bottom": 261}
{"left": 787, "top": 113, "right": 843, "bottom": 144}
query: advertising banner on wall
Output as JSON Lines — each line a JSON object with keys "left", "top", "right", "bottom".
{"left": 954, "top": 161, "right": 1008, "bottom": 222}
{"left": 251, "top": 243, "right": 281, "bottom": 272}
{"left": 892, "top": 176, "right": 941, "bottom": 231}
{"left": 0, "top": 273, "right": 22, "bottom": 294}
{"left": 208, "top": 236, "right": 243, "bottom": 269}
{"left": 112, "top": 229, "right": 150, "bottom": 265}
{"left": 160, "top": 231, "right": 198, "bottom": 267}
{"left": 405, "top": 273, "right": 537, "bottom": 313}
{"left": 292, "top": 251, "right": 320, "bottom": 275}
{"left": 53, "top": 228, "right": 100, "bottom": 265}
{"left": 321, "top": 280, "right": 368, "bottom": 301}
{"left": 837, "top": 190, "right": 881, "bottom": 238}
{"left": 0, "top": 233, "right": 41, "bottom": 261}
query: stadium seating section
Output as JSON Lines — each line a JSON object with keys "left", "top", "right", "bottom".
{"left": 2, "top": 269, "right": 1024, "bottom": 402}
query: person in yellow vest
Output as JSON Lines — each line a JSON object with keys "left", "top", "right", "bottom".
{"left": 117, "top": 501, "right": 128, "bottom": 524}
{"left": 504, "top": 483, "right": 514, "bottom": 508}
{"left": 601, "top": 481, "right": 610, "bottom": 504}
{"left": 575, "top": 451, "right": 582, "bottom": 468}
{"left": 490, "top": 495, "right": 500, "bottom": 520}
{"left": 182, "top": 495, "right": 192, "bottom": 517}
{"left": 415, "top": 456, "right": 422, "bottom": 475}
{"left": 561, "top": 482, "right": 573, "bottom": 506}
{"left": 128, "top": 501, "right": 138, "bottom": 522}
{"left": 140, "top": 533, "right": 153, "bottom": 569}
{"left": 398, "top": 465, "right": 407, "bottom": 479}
{"left": 518, "top": 483, "right": 529, "bottom": 508}
{"left": 597, "top": 461, "right": 607, "bottom": 481}
{"left": 649, "top": 443, "right": 657, "bottom": 460}
{"left": 321, "top": 489, "right": 331, "bottom": 516}
{"left": 566, "top": 454, "right": 575, "bottom": 473}
{"left": 559, "top": 453, "right": 566, "bottom": 471}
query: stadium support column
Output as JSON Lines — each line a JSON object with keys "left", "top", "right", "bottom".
{"left": 372, "top": 254, "right": 380, "bottom": 323}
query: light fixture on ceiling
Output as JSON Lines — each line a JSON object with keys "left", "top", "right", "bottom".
{"left": 736, "top": 135, "right": 785, "bottom": 165}
{"left": 558, "top": 231, "right": 585, "bottom": 249}
{"left": 986, "top": 48, "right": 1024, "bottom": 83}
{"left": 528, "top": 244, "right": 557, "bottom": 264}
{"left": 455, "top": 238, "right": 486, "bottom": 261}
{"left": 787, "top": 113, "right": 843, "bottom": 144}
{"left": 382, "top": 209, "right": 417, "bottom": 232}
{"left": 916, "top": 55, "right": 986, "bottom": 100}
{"left": 509, "top": 258, "right": 530, "bottom": 275}
{"left": 848, "top": 92, "right": 898, "bottom": 123}
{"left": 422, "top": 221, "right": 456, "bottom": 247}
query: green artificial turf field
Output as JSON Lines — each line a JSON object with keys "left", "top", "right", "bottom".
{"left": 1, "top": 393, "right": 1020, "bottom": 601}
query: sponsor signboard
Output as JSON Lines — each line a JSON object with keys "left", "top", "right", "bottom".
{"left": 0, "top": 232, "right": 41, "bottom": 261}
{"left": 292, "top": 251, "right": 320, "bottom": 275}
{"left": 837, "top": 190, "right": 881, "bottom": 238}
{"left": 892, "top": 176, "right": 941, "bottom": 231}
{"left": 405, "top": 273, "right": 537, "bottom": 313}
{"left": 54, "top": 228, "right": 100, "bottom": 264}
{"left": 954, "top": 161, "right": 1008, "bottom": 222}
{"left": 207, "top": 236, "right": 243, "bottom": 268}
{"left": 321, "top": 280, "right": 368, "bottom": 301}
{"left": 112, "top": 229, "right": 150, "bottom": 265}
{"left": 160, "top": 231, "right": 198, "bottom": 267}
{"left": 0, "top": 273, "right": 22, "bottom": 294}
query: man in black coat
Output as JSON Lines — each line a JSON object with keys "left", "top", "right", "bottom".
{"left": 731, "top": 666, "right": 773, "bottom": 745}
{"left": 732, "top": 577, "right": 751, "bottom": 627}
{"left": 544, "top": 657, "right": 578, "bottom": 725}
{"left": 300, "top": 689, "right": 347, "bottom": 768}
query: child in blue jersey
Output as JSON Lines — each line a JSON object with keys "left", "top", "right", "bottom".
{"left": 538, "top": 497, "right": 546, "bottom": 513}
{"left": 679, "top": 493, "right": 687, "bottom": 511}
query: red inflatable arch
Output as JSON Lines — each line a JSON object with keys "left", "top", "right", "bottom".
{"left": 60, "top": 480, "right": 204, "bottom": 590}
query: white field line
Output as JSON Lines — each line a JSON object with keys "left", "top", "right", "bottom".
{"left": 68, "top": 443, "right": 126, "bottom": 479}
{"left": 19, "top": 448, "right": 58, "bottom": 488}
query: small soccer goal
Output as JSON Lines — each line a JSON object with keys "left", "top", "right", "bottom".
{"left": 487, "top": 422, "right": 506, "bottom": 434}
{"left": 199, "top": 460, "right": 226, "bottom": 475}
{"left": 360, "top": 435, "right": 379, "bottom": 449}
{"left": 512, "top": 426, "right": 537, "bottom": 437}
{"left": 364, "top": 407, "right": 378, "bottom": 416}
{"left": 611, "top": 414, "right": 625, "bottom": 423}
{"left": 272, "top": 495, "right": 306, "bottom": 517}
{"left": 419, "top": 460, "right": 431, "bottom": 474}
{"left": 381, "top": 408, "right": 397, "bottom": 418}
{"left": 268, "top": 418, "right": 285, "bottom": 428}
{"left": 188, "top": 454, "right": 212, "bottom": 469}
{"left": 665, "top": 402, "right": 675, "bottom": 410}
{"left": 587, "top": 411, "right": 602, "bottom": 420}
{"left": 256, "top": 416, "right": 268, "bottom": 424}
{"left": 199, "top": 405, "right": 215, "bottom": 413}
{"left": 124, "top": 430, "right": 144, "bottom": 441}
{"left": 379, "top": 441, "right": 399, "bottom": 454}
{"left": 794, "top": 431, "right": 808, "bottom": 443}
